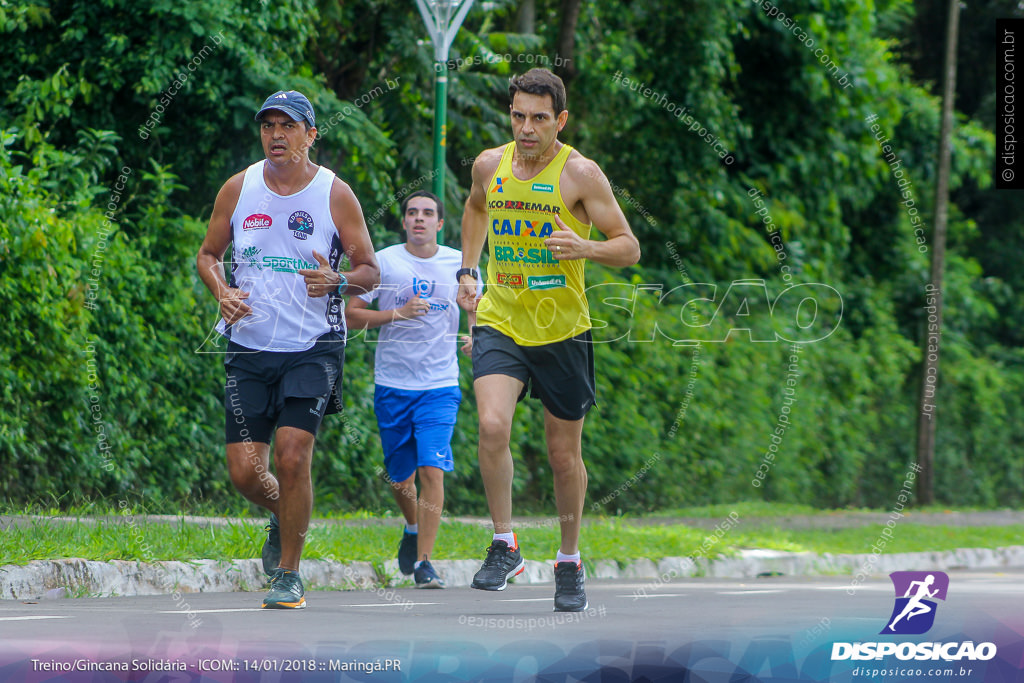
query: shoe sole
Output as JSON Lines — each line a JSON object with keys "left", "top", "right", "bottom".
{"left": 261, "top": 598, "right": 306, "bottom": 609}
{"left": 553, "top": 599, "right": 588, "bottom": 612}
{"left": 415, "top": 580, "right": 446, "bottom": 589}
{"left": 471, "top": 557, "right": 525, "bottom": 591}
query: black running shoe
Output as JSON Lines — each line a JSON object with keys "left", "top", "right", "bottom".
{"left": 414, "top": 560, "right": 446, "bottom": 589}
{"left": 262, "top": 568, "right": 306, "bottom": 609}
{"left": 470, "top": 539, "right": 524, "bottom": 591}
{"left": 261, "top": 513, "right": 281, "bottom": 577}
{"left": 553, "top": 561, "right": 588, "bottom": 612}
{"left": 397, "top": 530, "right": 418, "bottom": 576}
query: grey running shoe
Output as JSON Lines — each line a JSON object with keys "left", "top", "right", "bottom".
{"left": 553, "top": 561, "right": 588, "bottom": 612}
{"left": 262, "top": 568, "right": 306, "bottom": 609}
{"left": 470, "top": 540, "right": 524, "bottom": 591}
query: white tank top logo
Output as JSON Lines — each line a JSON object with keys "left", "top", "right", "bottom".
{"left": 242, "top": 213, "right": 272, "bottom": 230}
{"left": 288, "top": 210, "right": 314, "bottom": 240}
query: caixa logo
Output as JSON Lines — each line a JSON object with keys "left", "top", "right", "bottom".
{"left": 831, "top": 571, "right": 997, "bottom": 663}
{"left": 585, "top": 279, "right": 843, "bottom": 344}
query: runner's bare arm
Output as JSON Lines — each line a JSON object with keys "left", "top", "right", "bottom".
{"left": 306, "top": 178, "right": 380, "bottom": 297}
{"left": 197, "top": 172, "right": 250, "bottom": 324}
{"left": 458, "top": 149, "right": 501, "bottom": 311}
{"left": 545, "top": 158, "right": 640, "bottom": 267}
{"left": 345, "top": 293, "right": 428, "bottom": 330}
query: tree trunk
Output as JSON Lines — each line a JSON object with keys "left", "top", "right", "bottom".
{"left": 915, "top": 0, "right": 960, "bottom": 504}
{"left": 516, "top": 0, "right": 535, "bottom": 34}
{"left": 555, "top": 0, "right": 581, "bottom": 86}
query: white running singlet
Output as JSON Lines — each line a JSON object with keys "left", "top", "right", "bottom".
{"left": 217, "top": 160, "right": 345, "bottom": 351}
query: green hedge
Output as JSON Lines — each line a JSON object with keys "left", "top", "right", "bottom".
{"left": 4, "top": 129, "right": 1022, "bottom": 514}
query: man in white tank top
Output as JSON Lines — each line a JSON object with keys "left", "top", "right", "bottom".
{"left": 197, "top": 90, "right": 379, "bottom": 609}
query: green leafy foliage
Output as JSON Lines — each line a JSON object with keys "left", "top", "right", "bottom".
{"left": 1, "top": 0, "right": 1021, "bottom": 515}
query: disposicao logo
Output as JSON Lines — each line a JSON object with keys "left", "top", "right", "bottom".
{"left": 882, "top": 571, "right": 948, "bottom": 635}
{"left": 831, "top": 570, "right": 997, "bottom": 663}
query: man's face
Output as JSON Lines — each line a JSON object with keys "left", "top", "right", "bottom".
{"left": 402, "top": 196, "right": 443, "bottom": 246}
{"left": 510, "top": 91, "right": 568, "bottom": 159}
{"left": 259, "top": 111, "right": 316, "bottom": 166}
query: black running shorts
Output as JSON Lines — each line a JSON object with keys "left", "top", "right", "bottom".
{"left": 224, "top": 332, "right": 344, "bottom": 443}
{"left": 471, "top": 325, "right": 596, "bottom": 421}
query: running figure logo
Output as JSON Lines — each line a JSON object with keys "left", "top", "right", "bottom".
{"left": 881, "top": 571, "right": 949, "bottom": 635}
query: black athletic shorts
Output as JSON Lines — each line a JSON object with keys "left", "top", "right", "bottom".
{"left": 224, "top": 332, "right": 345, "bottom": 443}
{"left": 471, "top": 325, "right": 596, "bottom": 421}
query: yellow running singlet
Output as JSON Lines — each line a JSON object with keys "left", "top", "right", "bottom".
{"left": 476, "top": 142, "right": 592, "bottom": 346}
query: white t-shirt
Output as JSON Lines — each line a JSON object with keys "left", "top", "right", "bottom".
{"left": 358, "top": 244, "right": 477, "bottom": 390}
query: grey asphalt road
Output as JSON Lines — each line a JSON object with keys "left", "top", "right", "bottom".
{"left": 1, "top": 570, "right": 1021, "bottom": 682}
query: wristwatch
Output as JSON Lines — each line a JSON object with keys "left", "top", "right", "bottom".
{"left": 456, "top": 267, "right": 479, "bottom": 281}
{"left": 335, "top": 273, "right": 349, "bottom": 295}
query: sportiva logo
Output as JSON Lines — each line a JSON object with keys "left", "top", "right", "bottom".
{"left": 831, "top": 570, "right": 997, "bottom": 664}
{"left": 882, "top": 571, "right": 949, "bottom": 635}
{"left": 288, "top": 211, "right": 314, "bottom": 240}
{"left": 242, "top": 213, "right": 272, "bottom": 230}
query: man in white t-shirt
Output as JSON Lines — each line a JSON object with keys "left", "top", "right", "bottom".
{"left": 346, "top": 190, "right": 475, "bottom": 589}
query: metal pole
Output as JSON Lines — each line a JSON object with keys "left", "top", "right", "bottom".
{"left": 432, "top": 61, "right": 448, "bottom": 199}
{"left": 415, "top": 0, "right": 474, "bottom": 219}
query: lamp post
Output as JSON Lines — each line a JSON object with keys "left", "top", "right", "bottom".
{"left": 415, "top": 0, "right": 475, "bottom": 204}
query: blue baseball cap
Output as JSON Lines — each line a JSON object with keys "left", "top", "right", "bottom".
{"left": 255, "top": 90, "right": 316, "bottom": 128}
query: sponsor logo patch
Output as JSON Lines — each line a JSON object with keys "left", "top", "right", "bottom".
{"left": 288, "top": 210, "right": 314, "bottom": 240}
{"left": 412, "top": 277, "right": 435, "bottom": 298}
{"left": 496, "top": 273, "right": 524, "bottom": 288}
{"left": 490, "top": 218, "right": 554, "bottom": 238}
{"left": 531, "top": 182, "right": 554, "bottom": 193}
{"left": 493, "top": 245, "right": 558, "bottom": 265}
{"left": 242, "top": 213, "right": 272, "bottom": 230}
{"left": 261, "top": 255, "right": 316, "bottom": 273}
{"left": 527, "top": 275, "right": 566, "bottom": 290}
{"left": 241, "top": 245, "right": 263, "bottom": 269}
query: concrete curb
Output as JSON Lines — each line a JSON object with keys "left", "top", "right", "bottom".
{"left": 3, "top": 545, "right": 1023, "bottom": 600}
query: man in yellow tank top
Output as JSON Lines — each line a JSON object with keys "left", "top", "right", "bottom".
{"left": 457, "top": 68, "right": 641, "bottom": 612}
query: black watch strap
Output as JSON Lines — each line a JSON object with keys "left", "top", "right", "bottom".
{"left": 456, "top": 267, "right": 479, "bottom": 281}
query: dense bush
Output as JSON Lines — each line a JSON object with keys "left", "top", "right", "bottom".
{"left": 2, "top": 0, "right": 1022, "bottom": 514}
